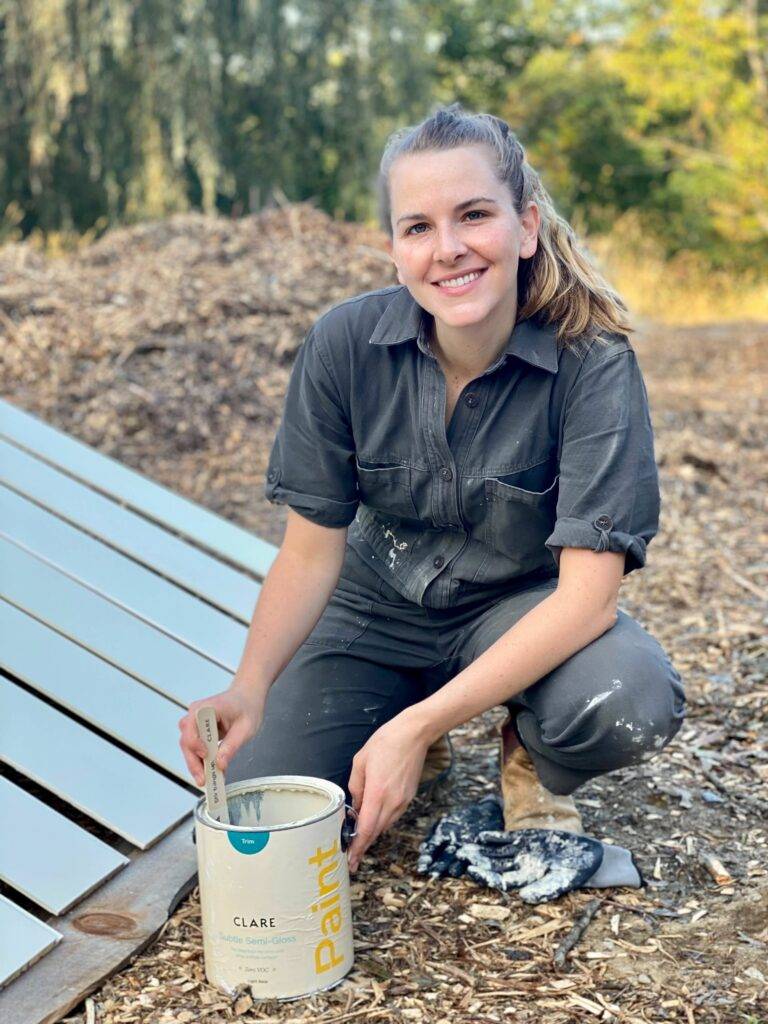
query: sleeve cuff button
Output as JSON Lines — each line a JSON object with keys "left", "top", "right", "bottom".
{"left": 594, "top": 514, "right": 613, "bottom": 530}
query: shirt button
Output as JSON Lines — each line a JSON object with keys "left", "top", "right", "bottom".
{"left": 433, "top": 555, "right": 445, "bottom": 569}
{"left": 439, "top": 466, "right": 453, "bottom": 482}
{"left": 464, "top": 393, "right": 478, "bottom": 408}
{"left": 594, "top": 514, "right": 613, "bottom": 530}
{"left": 267, "top": 468, "right": 279, "bottom": 482}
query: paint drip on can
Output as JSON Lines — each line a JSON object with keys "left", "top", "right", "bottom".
{"left": 194, "top": 775, "right": 355, "bottom": 1000}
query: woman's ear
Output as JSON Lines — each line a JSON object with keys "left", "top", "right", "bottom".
{"left": 519, "top": 202, "right": 540, "bottom": 260}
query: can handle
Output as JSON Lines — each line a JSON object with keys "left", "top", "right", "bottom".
{"left": 341, "top": 803, "right": 358, "bottom": 852}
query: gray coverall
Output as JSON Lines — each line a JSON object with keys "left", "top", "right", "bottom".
{"left": 229, "top": 285, "right": 685, "bottom": 794}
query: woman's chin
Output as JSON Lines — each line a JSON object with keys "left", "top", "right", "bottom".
{"left": 432, "top": 304, "right": 495, "bottom": 329}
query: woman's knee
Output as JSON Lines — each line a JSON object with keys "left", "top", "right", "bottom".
{"left": 526, "top": 612, "right": 686, "bottom": 772}
{"left": 591, "top": 658, "right": 685, "bottom": 769}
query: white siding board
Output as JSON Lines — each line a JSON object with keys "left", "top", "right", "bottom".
{"left": 0, "top": 537, "right": 231, "bottom": 706}
{"left": 0, "top": 599, "right": 194, "bottom": 781}
{"left": 0, "top": 778, "right": 128, "bottom": 915}
{"left": 0, "top": 895, "right": 62, "bottom": 988}
{"left": 0, "top": 399, "right": 278, "bottom": 576}
{"left": 0, "top": 437, "right": 258, "bottom": 621}
{"left": 0, "top": 485, "right": 246, "bottom": 670}
{"left": 0, "top": 680, "right": 196, "bottom": 849}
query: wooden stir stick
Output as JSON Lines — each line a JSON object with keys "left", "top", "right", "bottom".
{"left": 196, "top": 706, "right": 230, "bottom": 824}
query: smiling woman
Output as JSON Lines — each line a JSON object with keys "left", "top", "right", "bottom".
{"left": 377, "top": 106, "right": 632, "bottom": 381}
{"left": 178, "top": 102, "right": 684, "bottom": 893}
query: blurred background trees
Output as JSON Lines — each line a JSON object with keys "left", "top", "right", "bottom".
{"left": 1, "top": 0, "right": 766, "bottom": 280}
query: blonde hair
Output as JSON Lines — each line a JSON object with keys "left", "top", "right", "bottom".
{"left": 377, "top": 102, "right": 633, "bottom": 349}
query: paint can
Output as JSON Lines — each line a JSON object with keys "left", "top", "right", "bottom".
{"left": 194, "top": 775, "right": 356, "bottom": 1000}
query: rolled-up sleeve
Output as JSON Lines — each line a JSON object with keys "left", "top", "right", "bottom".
{"left": 265, "top": 326, "right": 358, "bottom": 528}
{"left": 545, "top": 347, "right": 660, "bottom": 574}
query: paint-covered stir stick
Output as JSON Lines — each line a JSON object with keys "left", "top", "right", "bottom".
{"left": 196, "top": 705, "right": 230, "bottom": 824}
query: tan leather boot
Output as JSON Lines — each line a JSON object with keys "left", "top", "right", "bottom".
{"left": 418, "top": 733, "right": 454, "bottom": 791}
{"left": 500, "top": 717, "right": 583, "bottom": 834}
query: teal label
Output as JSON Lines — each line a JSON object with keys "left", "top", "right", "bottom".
{"left": 227, "top": 831, "right": 270, "bottom": 855}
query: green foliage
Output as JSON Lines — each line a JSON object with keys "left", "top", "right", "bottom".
{"left": 0, "top": 0, "right": 432, "bottom": 237}
{"left": 605, "top": 0, "right": 768, "bottom": 270}
{"left": 503, "top": 47, "right": 658, "bottom": 233}
{"left": 0, "top": 0, "right": 765, "bottom": 273}
{"left": 499, "top": 0, "right": 768, "bottom": 269}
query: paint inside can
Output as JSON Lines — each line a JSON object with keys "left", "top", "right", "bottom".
{"left": 225, "top": 783, "right": 331, "bottom": 828}
{"left": 194, "top": 775, "right": 354, "bottom": 1001}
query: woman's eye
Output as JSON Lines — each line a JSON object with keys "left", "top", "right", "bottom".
{"left": 405, "top": 210, "right": 487, "bottom": 236}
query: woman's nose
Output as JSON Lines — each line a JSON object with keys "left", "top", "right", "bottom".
{"left": 432, "top": 225, "right": 468, "bottom": 263}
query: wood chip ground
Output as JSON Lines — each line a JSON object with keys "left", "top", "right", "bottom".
{"left": 1, "top": 205, "right": 766, "bottom": 1023}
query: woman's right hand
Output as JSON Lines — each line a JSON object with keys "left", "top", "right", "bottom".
{"left": 178, "top": 686, "right": 264, "bottom": 787}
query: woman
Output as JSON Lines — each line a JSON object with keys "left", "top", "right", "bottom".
{"left": 179, "top": 103, "right": 685, "bottom": 876}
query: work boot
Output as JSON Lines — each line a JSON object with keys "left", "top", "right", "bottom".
{"left": 500, "top": 716, "right": 583, "bottom": 834}
{"left": 418, "top": 733, "right": 454, "bottom": 793}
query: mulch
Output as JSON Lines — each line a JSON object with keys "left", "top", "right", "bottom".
{"left": 1, "top": 204, "right": 766, "bottom": 1023}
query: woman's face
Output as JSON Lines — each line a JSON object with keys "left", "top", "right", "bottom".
{"left": 386, "top": 144, "right": 539, "bottom": 331}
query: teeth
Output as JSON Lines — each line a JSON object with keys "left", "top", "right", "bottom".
{"left": 438, "top": 271, "right": 482, "bottom": 289}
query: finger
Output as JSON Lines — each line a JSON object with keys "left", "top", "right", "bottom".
{"left": 418, "top": 847, "right": 460, "bottom": 877}
{"left": 178, "top": 716, "right": 208, "bottom": 782}
{"left": 180, "top": 711, "right": 209, "bottom": 758}
{"left": 466, "top": 864, "right": 505, "bottom": 891}
{"left": 421, "top": 820, "right": 449, "bottom": 856}
{"left": 447, "top": 855, "right": 468, "bottom": 878}
{"left": 518, "top": 872, "right": 572, "bottom": 904}
{"left": 216, "top": 717, "right": 252, "bottom": 772}
{"left": 347, "top": 793, "right": 383, "bottom": 872}
{"left": 347, "top": 757, "right": 365, "bottom": 812}
{"left": 475, "top": 830, "right": 514, "bottom": 845}
{"left": 179, "top": 736, "right": 205, "bottom": 786}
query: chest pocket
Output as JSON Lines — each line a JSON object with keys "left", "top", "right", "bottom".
{"left": 484, "top": 455, "right": 559, "bottom": 566}
{"left": 355, "top": 457, "right": 419, "bottom": 521}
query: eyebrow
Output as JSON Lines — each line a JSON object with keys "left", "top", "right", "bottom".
{"left": 396, "top": 196, "right": 499, "bottom": 226}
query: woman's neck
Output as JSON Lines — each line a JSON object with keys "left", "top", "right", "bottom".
{"left": 427, "top": 300, "right": 518, "bottom": 380}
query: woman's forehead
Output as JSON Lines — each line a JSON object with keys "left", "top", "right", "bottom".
{"left": 389, "top": 145, "right": 504, "bottom": 209}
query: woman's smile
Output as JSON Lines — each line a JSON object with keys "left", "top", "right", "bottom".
{"left": 432, "top": 267, "right": 488, "bottom": 296}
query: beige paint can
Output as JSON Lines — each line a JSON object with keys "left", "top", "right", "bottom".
{"left": 194, "top": 775, "right": 355, "bottom": 1000}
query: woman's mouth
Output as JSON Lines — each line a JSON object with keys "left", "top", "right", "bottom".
{"left": 431, "top": 268, "right": 487, "bottom": 296}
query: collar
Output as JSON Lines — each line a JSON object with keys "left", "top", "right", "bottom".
{"left": 368, "top": 286, "right": 560, "bottom": 374}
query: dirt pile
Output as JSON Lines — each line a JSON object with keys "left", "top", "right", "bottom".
{"left": 0, "top": 203, "right": 392, "bottom": 544}
{"left": 1, "top": 207, "right": 767, "bottom": 1021}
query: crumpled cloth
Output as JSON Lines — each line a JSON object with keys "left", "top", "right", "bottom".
{"left": 417, "top": 796, "right": 644, "bottom": 904}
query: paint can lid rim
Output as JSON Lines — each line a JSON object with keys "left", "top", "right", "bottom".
{"left": 194, "top": 774, "right": 345, "bottom": 833}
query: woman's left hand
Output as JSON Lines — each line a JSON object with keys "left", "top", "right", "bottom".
{"left": 347, "top": 712, "right": 430, "bottom": 872}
